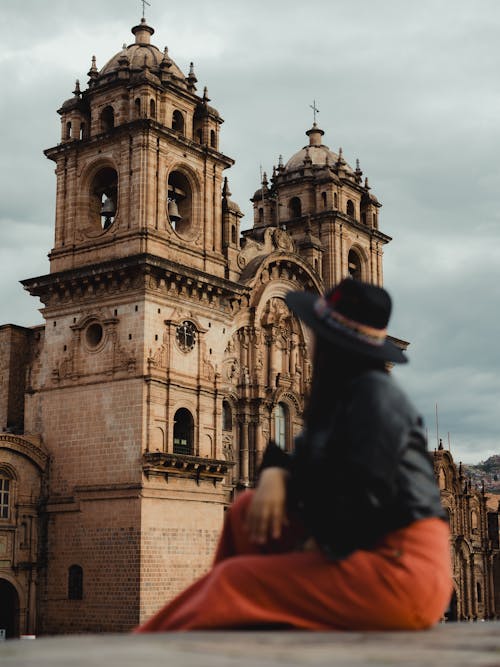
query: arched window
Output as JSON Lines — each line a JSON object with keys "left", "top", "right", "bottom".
{"left": 79, "top": 122, "right": 86, "bottom": 140}
{"left": 321, "top": 192, "right": 327, "bottom": 208}
{"left": 471, "top": 510, "right": 478, "bottom": 531}
{"left": 134, "top": 98, "right": 141, "bottom": 118}
{"left": 172, "top": 110, "right": 185, "bottom": 134}
{"left": 272, "top": 402, "right": 288, "bottom": 450}
{"left": 333, "top": 192, "right": 338, "bottom": 208}
{"left": 222, "top": 401, "right": 232, "bottom": 431}
{"left": 258, "top": 207, "right": 264, "bottom": 223}
{"left": 361, "top": 212, "right": 367, "bottom": 225}
{"left": 150, "top": 99, "right": 156, "bottom": 119}
{"left": 66, "top": 122, "right": 72, "bottom": 140}
{"left": 348, "top": 248, "right": 362, "bottom": 280}
{"left": 100, "top": 106, "right": 114, "bottom": 132}
{"left": 90, "top": 167, "right": 118, "bottom": 231}
{"left": 438, "top": 468, "right": 446, "bottom": 490}
{"left": 68, "top": 565, "right": 83, "bottom": 600}
{"left": 231, "top": 225, "right": 237, "bottom": 245}
{"left": 346, "top": 199, "right": 355, "bottom": 217}
{"left": 288, "top": 197, "right": 301, "bottom": 219}
{"left": 173, "top": 408, "right": 194, "bottom": 455}
{"left": 0, "top": 472, "right": 12, "bottom": 519}
{"left": 196, "top": 128, "right": 202, "bottom": 143}
{"left": 167, "top": 170, "right": 193, "bottom": 236}
{"left": 210, "top": 130, "right": 216, "bottom": 149}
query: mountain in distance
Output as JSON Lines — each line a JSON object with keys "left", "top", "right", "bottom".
{"left": 463, "top": 454, "right": 500, "bottom": 495}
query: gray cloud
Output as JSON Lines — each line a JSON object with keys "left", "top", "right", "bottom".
{"left": 1, "top": 0, "right": 499, "bottom": 463}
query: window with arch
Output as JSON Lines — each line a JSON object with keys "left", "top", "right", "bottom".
{"left": 150, "top": 99, "right": 156, "bottom": 119}
{"left": 210, "top": 129, "right": 216, "bottom": 149}
{"left": 321, "top": 192, "right": 327, "bottom": 208}
{"left": 0, "top": 471, "right": 12, "bottom": 519}
{"left": 66, "top": 121, "right": 72, "bottom": 140}
{"left": 222, "top": 401, "right": 232, "bottom": 431}
{"left": 258, "top": 207, "right": 264, "bottom": 223}
{"left": 231, "top": 225, "right": 237, "bottom": 245}
{"left": 346, "top": 199, "right": 355, "bottom": 217}
{"left": 100, "top": 106, "right": 114, "bottom": 132}
{"left": 272, "top": 402, "right": 289, "bottom": 450}
{"left": 134, "top": 98, "right": 141, "bottom": 118}
{"left": 68, "top": 565, "right": 83, "bottom": 600}
{"left": 173, "top": 408, "right": 194, "bottom": 455}
{"left": 172, "top": 110, "right": 185, "bottom": 134}
{"left": 90, "top": 166, "right": 118, "bottom": 231}
{"left": 79, "top": 122, "right": 86, "bottom": 140}
{"left": 471, "top": 510, "right": 479, "bottom": 531}
{"left": 333, "top": 192, "right": 338, "bottom": 208}
{"left": 288, "top": 197, "right": 302, "bottom": 219}
{"left": 348, "top": 248, "right": 362, "bottom": 280}
{"left": 167, "top": 170, "right": 193, "bottom": 236}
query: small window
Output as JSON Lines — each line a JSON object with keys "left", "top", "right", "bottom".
{"left": 68, "top": 565, "right": 83, "bottom": 600}
{"left": 346, "top": 199, "right": 355, "bottom": 217}
{"left": 101, "top": 106, "right": 115, "bottom": 132}
{"left": 348, "top": 249, "right": 362, "bottom": 280}
{"left": 222, "top": 401, "right": 232, "bottom": 431}
{"left": 361, "top": 212, "right": 367, "bottom": 225}
{"left": 333, "top": 193, "right": 338, "bottom": 208}
{"left": 258, "top": 207, "right": 264, "bottom": 223}
{"left": 272, "top": 403, "right": 288, "bottom": 450}
{"left": 210, "top": 129, "right": 216, "bottom": 148}
{"left": 66, "top": 122, "right": 72, "bottom": 140}
{"left": 231, "top": 225, "right": 237, "bottom": 245}
{"left": 135, "top": 98, "right": 141, "bottom": 118}
{"left": 86, "top": 322, "right": 103, "bottom": 348}
{"left": 79, "top": 122, "right": 86, "bottom": 140}
{"left": 0, "top": 475, "right": 11, "bottom": 519}
{"left": 288, "top": 197, "right": 301, "bottom": 218}
{"left": 321, "top": 192, "right": 327, "bottom": 208}
{"left": 196, "top": 128, "right": 202, "bottom": 143}
{"left": 173, "top": 408, "right": 194, "bottom": 455}
{"left": 172, "top": 110, "right": 185, "bottom": 134}
{"left": 150, "top": 99, "right": 156, "bottom": 119}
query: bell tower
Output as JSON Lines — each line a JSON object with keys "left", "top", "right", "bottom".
{"left": 48, "top": 18, "right": 235, "bottom": 277}
{"left": 23, "top": 18, "right": 244, "bottom": 633}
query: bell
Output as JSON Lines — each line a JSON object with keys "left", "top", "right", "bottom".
{"left": 168, "top": 198, "right": 181, "bottom": 223}
{"left": 101, "top": 196, "right": 116, "bottom": 230}
{"left": 100, "top": 196, "right": 116, "bottom": 217}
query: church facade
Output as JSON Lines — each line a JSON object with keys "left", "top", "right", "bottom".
{"left": 0, "top": 17, "right": 497, "bottom": 636}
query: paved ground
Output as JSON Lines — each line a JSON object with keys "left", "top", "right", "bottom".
{"left": 1, "top": 623, "right": 500, "bottom": 667}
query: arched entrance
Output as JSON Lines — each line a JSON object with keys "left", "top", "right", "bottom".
{"left": 0, "top": 579, "right": 20, "bottom": 638}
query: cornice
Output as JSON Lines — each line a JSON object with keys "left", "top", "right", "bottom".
{"left": 143, "top": 451, "right": 234, "bottom": 485}
{"left": 22, "top": 253, "right": 250, "bottom": 312}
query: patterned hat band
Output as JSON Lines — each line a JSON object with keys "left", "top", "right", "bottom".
{"left": 313, "top": 297, "right": 387, "bottom": 347}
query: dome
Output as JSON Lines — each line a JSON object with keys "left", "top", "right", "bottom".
{"left": 99, "top": 19, "right": 186, "bottom": 81}
{"left": 284, "top": 124, "right": 353, "bottom": 174}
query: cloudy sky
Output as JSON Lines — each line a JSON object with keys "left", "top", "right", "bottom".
{"left": 1, "top": 0, "right": 499, "bottom": 464}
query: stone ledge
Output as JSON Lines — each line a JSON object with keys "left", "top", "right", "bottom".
{"left": 2, "top": 624, "right": 500, "bottom": 667}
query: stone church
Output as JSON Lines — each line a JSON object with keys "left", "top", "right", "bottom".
{"left": 0, "top": 17, "right": 497, "bottom": 636}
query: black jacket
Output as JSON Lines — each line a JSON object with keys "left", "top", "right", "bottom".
{"left": 260, "top": 370, "right": 447, "bottom": 560}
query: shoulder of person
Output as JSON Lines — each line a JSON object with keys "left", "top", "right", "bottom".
{"left": 347, "top": 370, "right": 419, "bottom": 424}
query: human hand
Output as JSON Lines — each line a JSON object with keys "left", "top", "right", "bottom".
{"left": 246, "top": 467, "right": 288, "bottom": 544}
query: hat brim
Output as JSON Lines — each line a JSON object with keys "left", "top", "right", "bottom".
{"left": 285, "top": 291, "right": 408, "bottom": 364}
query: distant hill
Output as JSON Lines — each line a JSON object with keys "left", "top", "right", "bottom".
{"left": 463, "top": 455, "right": 500, "bottom": 495}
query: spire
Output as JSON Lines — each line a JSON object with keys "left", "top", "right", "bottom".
{"left": 203, "top": 86, "right": 210, "bottom": 107}
{"left": 438, "top": 438, "right": 444, "bottom": 451}
{"left": 278, "top": 154, "right": 284, "bottom": 171}
{"left": 72, "top": 79, "right": 81, "bottom": 97}
{"left": 87, "top": 55, "right": 98, "bottom": 85}
{"left": 132, "top": 17, "right": 155, "bottom": 45}
{"left": 355, "top": 158, "right": 363, "bottom": 184}
{"left": 364, "top": 176, "right": 370, "bottom": 190}
{"left": 187, "top": 62, "right": 197, "bottom": 91}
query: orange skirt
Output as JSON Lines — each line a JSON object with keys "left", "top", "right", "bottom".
{"left": 134, "top": 490, "right": 452, "bottom": 632}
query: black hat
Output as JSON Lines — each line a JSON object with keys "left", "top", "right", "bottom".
{"left": 285, "top": 279, "right": 407, "bottom": 364}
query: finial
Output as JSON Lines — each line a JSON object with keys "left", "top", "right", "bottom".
{"left": 160, "top": 46, "right": 172, "bottom": 72}
{"left": 278, "top": 154, "right": 284, "bottom": 169}
{"left": 364, "top": 176, "right": 370, "bottom": 190}
{"left": 187, "top": 62, "right": 197, "bottom": 91}
{"left": 222, "top": 177, "right": 231, "bottom": 199}
{"left": 122, "top": 43, "right": 127, "bottom": 50}
{"left": 262, "top": 171, "right": 268, "bottom": 188}
{"left": 438, "top": 438, "right": 444, "bottom": 450}
{"left": 73, "top": 79, "right": 81, "bottom": 97}
{"left": 87, "top": 55, "right": 98, "bottom": 82}
{"left": 203, "top": 86, "right": 210, "bottom": 104}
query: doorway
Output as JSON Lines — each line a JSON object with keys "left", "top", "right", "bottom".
{"left": 0, "top": 579, "right": 20, "bottom": 638}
